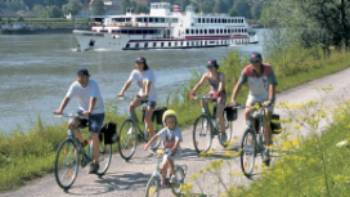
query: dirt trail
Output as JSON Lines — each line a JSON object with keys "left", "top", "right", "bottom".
{"left": 2, "top": 68, "right": 350, "bottom": 197}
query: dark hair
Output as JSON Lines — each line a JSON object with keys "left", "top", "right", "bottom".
{"left": 77, "top": 68, "right": 90, "bottom": 77}
{"left": 135, "top": 56, "right": 149, "bottom": 71}
{"left": 250, "top": 52, "right": 263, "bottom": 63}
{"left": 207, "top": 59, "right": 219, "bottom": 69}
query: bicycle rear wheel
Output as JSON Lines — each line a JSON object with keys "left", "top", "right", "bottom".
{"left": 240, "top": 129, "right": 257, "bottom": 179}
{"left": 192, "top": 115, "right": 213, "bottom": 154}
{"left": 54, "top": 139, "right": 79, "bottom": 191}
{"left": 96, "top": 134, "right": 113, "bottom": 176}
{"left": 145, "top": 176, "right": 160, "bottom": 197}
{"left": 118, "top": 119, "right": 138, "bottom": 161}
{"left": 170, "top": 165, "right": 186, "bottom": 196}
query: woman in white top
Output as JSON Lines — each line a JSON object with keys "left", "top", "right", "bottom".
{"left": 118, "top": 57, "right": 157, "bottom": 138}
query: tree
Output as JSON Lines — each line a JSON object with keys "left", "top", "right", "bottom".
{"left": 90, "top": 0, "right": 105, "bottom": 15}
{"left": 261, "top": 0, "right": 350, "bottom": 52}
{"left": 62, "top": 0, "right": 83, "bottom": 16}
{"left": 233, "top": 0, "right": 251, "bottom": 18}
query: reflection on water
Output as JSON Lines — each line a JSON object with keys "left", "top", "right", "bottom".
{"left": 0, "top": 30, "right": 266, "bottom": 132}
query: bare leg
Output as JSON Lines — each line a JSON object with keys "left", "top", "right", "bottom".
{"left": 91, "top": 133, "right": 100, "bottom": 164}
{"left": 145, "top": 106, "right": 155, "bottom": 138}
{"left": 263, "top": 110, "right": 273, "bottom": 146}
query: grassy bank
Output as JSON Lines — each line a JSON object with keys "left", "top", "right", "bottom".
{"left": 226, "top": 101, "right": 350, "bottom": 197}
{"left": 0, "top": 48, "right": 350, "bottom": 191}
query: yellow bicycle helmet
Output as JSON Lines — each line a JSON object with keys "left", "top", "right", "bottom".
{"left": 162, "top": 109, "right": 177, "bottom": 125}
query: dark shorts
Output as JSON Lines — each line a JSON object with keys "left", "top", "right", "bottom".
{"left": 78, "top": 113, "right": 105, "bottom": 133}
{"left": 89, "top": 113, "right": 105, "bottom": 133}
{"left": 137, "top": 95, "right": 156, "bottom": 109}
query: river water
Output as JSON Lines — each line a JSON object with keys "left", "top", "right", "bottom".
{"left": 0, "top": 30, "right": 266, "bottom": 132}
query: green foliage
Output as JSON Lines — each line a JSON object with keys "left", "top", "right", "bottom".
{"left": 261, "top": 0, "right": 350, "bottom": 50}
{"left": 62, "top": 0, "right": 83, "bottom": 16}
{"left": 90, "top": 0, "right": 105, "bottom": 15}
{"left": 227, "top": 102, "right": 350, "bottom": 197}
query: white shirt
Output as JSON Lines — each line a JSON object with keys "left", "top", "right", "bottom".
{"left": 127, "top": 69, "right": 157, "bottom": 102}
{"left": 65, "top": 79, "right": 105, "bottom": 114}
{"left": 157, "top": 127, "right": 183, "bottom": 147}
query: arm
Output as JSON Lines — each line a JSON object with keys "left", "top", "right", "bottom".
{"left": 86, "top": 97, "right": 97, "bottom": 115}
{"left": 143, "top": 80, "right": 151, "bottom": 97}
{"left": 118, "top": 80, "right": 132, "bottom": 97}
{"left": 171, "top": 139, "right": 181, "bottom": 154}
{"left": 217, "top": 73, "right": 225, "bottom": 93}
{"left": 54, "top": 96, "right": 70, "bottom": 114}
{"left": 230, "top": 82, "right": 242, "bottom": 104}
{"left": 144, "top": 134, "right": 159, "bottom": 150}
{"left": 190, "top": 74, "right": 207, "bottom": 96}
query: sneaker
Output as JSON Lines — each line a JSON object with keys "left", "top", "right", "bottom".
{"left": 219, "top": 132, "right": 228, "bottom": 144}
{"left": 89, "top": 162, "right": 99, "bottom": 174}
{"left": 263, "top": 149, "right": 271, "bottom": 166}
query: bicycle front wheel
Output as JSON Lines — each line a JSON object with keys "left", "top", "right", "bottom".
{"left": 240, "top": 128, "right": 257, "bottom": 179}
{"left": 54, "top": 139, "right": 79, "bottom": 191}
{"left": 118, "top": 119, "right": 138, "bottom": 161}
{"left": 145, "top": 176, "right": 160, "bottom": 197}
{"left": 192, "top": 115, "right": 213, "bottom": 154}
{"left": 96, "top": 134, "right": 113, "bottom": 176}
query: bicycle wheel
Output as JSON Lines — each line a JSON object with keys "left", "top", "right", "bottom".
{"left": 240, "top": 129, "right": 257, "bottom": 179}
{"left": 171, "top": 166, "right": 186, "bottom": 196}
{"left": 145, "top": 176, "right": 160, "bottom": 197}
{"left": 54, "top": 139, "right": 79, "bottom": 191}
{"left": 192, "top": 115, "right": 213, "bottom": 154}
{"left": 96, "top": 134, "right": 113, "bottom": 176}
{"left": 118, "top": 119, "right": 138, "bottom": 161}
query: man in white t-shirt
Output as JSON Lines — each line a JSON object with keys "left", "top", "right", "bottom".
{"left": 54, "top": 69, "right": 105, "bottom": 174}
{"left": 118, "top": 57, "right": 157, "bottom": 138}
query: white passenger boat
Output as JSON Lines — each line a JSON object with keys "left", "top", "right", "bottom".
{"left": 73, "top": 2, "right": 258, "bottom": 51}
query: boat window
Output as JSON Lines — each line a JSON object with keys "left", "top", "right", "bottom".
{"left": 186, "top": 29, "right": 189, "bottom": 34}
{"left": 204, "top": 29, "right": 207, "bottom": 34}
{"left": 200, "top": 29, "right": 203, "bottom": 34}
{"left": 160, "top": 18, "right": 165, "bottom": 23}
{"left": 191, "top": 29, "right": 194, "bottom": 34}
{"left": 149, "top": 17, "right": 154, "bottom": 23}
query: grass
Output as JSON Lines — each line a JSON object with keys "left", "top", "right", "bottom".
{"left": 0, "top": 47, "right": 350, "bottom": 191}
{"left": 0, "top": 18, "right": 89, "bottom": 29}
{"left": 226, "top": 102, "right": 350, "bottom": 197}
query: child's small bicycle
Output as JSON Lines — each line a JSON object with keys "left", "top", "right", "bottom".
{"left": 145, "top": 149, "right": 186, "bottom": 197}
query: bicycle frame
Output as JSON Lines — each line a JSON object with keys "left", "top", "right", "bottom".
{"left": 198, "top": 97, "right": 220, "bottom": 135}
{"left": 66, "top": 129, "right": 92, "bottom": 166}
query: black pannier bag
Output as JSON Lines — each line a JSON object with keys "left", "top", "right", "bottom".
{"left": 153, "top": 107, "right": 168, "bottom": 125}
{"left": 270, "top": 114, "right": 282, "bottom": 134}
{"left": 225, "top": 106, "right": 238, "bottom": 121}
{"left": 100, "top": 122, "right": 117, "bottom": 144}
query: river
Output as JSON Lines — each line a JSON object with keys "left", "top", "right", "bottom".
{"left": 0, "top": 29, "right": 266, "bottom": 132}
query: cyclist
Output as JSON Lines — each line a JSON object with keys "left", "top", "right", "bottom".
{"left": 54, "top": 69, "right": 105, "bottom": 174}
{"left": 144, "top": 109, "right": 182, "bottom": 187}
{"left": 230, "top": 52, "right": 277, "bottom": 164}
{"left": 118, "top": 57, "right": 157, "bottom": 139}
{"left": 189, "top": 59, "right": 227, "bottom": 141}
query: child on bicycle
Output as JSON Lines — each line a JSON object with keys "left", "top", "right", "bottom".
{"left": 144, "top": 109, "right": 182, "bottom": 187}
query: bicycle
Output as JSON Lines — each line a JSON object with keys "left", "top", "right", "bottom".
{"left": 117, "top": 96, "right": 166, "bottom": 161}
{"left": 192, "top": 95, "right": 236, "bottom": 154}
{"left": 145, "top": 149, "right": 186, "bottom": 197}
{"left": 54, "top": 113, "right": 113, "bottom": 192}
{"left": 239, "top": 102, "right": 272, "bottom": 179}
